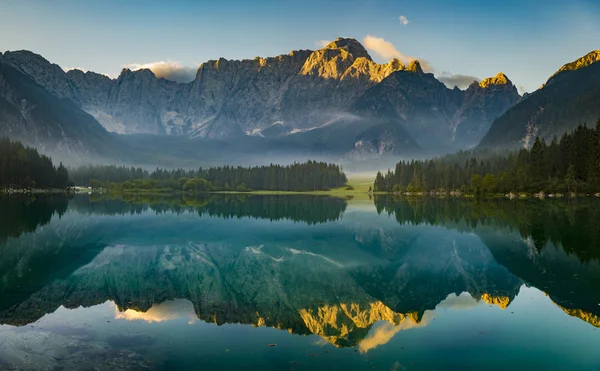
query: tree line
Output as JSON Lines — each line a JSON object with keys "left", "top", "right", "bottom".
{"left": 70, "top": 161, "right": 348, "bottom": 192}
{"left": 0, "top": 138, "right": 70, "bottom": 190}
{"left": 375, "top": 121, "right": 600, "bottom": 194}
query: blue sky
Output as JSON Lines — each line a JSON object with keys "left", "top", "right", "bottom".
{"left": 1, "top": 0, "right": 599, "bottom": 92}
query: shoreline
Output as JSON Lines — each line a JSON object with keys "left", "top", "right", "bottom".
{"left": 0, "top": 188, "right": 71, "bottom": 195}
{"left": 5, "top": 185, "right": 598, "bottom": 200}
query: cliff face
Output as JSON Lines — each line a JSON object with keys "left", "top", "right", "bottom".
{"left": 0, "top": 60, "right": 120, "bottom": 158}
{"left": 1, "top": 39, "right": 406, "bottom": 140}
{"left": 1, "top": 38, "right": 521, "bottom": 153}
{"left": 353, "top": 67, "right": 520, "bottom": 148}
{"left": 453, "top": 73, "right": 520, "bottom": 146}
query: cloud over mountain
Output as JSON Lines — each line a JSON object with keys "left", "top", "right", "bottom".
{"left": 437, "top": 72, "right": 480, "bottom": 89}
{"left": 124, "top": 61, "right": 197, "bottom": 83}
{"left": 362, "top": 35, "right": 432, "bottom": 71}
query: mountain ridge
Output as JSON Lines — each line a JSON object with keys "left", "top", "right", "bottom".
{"left": 2, "top": 38, "right": 520, "bottom": 155}
{"left": 19, "top": 40, "right": 600, "bottom": 162}
{"left": 479, "top": 52, "right": 600, "bottom": 150}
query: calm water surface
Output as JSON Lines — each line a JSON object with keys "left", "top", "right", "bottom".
{"left": 1, "top": 195, "right": 600, "bottom": 370}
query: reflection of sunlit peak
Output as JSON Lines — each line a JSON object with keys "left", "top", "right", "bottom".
{"left": 559, "top": 308, "right": 600, "bottom": 328}
{"left": 114, "top": 299, "right": 197, "bottom": 323}
{"left": 298, "top": 301, "right": 416, "bottom": 348}
{"left": 544, "top": 294, "right": 600, "bottom": 328}
{"left": 480, "top": 294, "right": 511, "bottom": 310}
{"left": 250, "top": 312, "right": 293, "bottom": 333}
{"left": 254, "top": 312, "right": 268, "bottom": 327}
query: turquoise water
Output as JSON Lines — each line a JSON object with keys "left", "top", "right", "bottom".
{"left": 1, "top": 195, "right": 599, "bottom": 370}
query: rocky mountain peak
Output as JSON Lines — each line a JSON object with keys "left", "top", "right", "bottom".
{"left": 119, "top": 67, "right": 131, "bottom": 76}
{"left": 1, "top": 50, "right": 79, "bottom": 100}
{"left": 324, "top": 37, "right": 372, "bottom": 61}
{"left": 2, "top": 50, "right": 53, "bottom": 67}
{"left": 387, "top": 58, "right": 405, "bottom": 70}
{"left": 117, "top": 67, "right": 156, "bottom": 81}
{"left": 406, "top": 60, "right": 424, "bottom": 73}
{"left": 479, "top": 72, "right": 512, "bottom": 88}
{"left": 301, "top": 41, "right": 364, "bottom": 79}
{"left": 2, "top": 50, "right": 66, "bottom": 81}
{"left": 545, "top": 50, "right": 600, "bottom": 86}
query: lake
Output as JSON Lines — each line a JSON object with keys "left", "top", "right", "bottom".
{"left": 1, "top": 194, "right": 600, "bottom": 370}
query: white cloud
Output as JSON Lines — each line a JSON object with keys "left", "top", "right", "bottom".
{"left": 316, "top": 40, "right": 331, "bottom": 48}
{"left": 362, "top": 34, "right": 432, "bottom": 71}
{"left": 63, "top": 67, "right": 88, "bottom": 73}
{"left": 399, "top": 15, "right": 409, "bottom": 25}
{"left": 124, "top": 61, "right": 197, "bottom": 83}
{"left": 437, "top": 72, "right": 480, "bottom": 89}
{"left": 363, "top": 34, "right": 413, "bottom": 62}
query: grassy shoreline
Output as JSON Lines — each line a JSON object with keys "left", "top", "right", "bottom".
{"left": 87, "top": 179, "right": 378, "bottom": 201}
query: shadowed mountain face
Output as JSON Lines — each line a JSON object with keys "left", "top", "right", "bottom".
{"left": 479, "top": 51, "right": 600, "bottom": 150}
{"left": 2, "top": 194, "right": 600, "bottom": 354}
{"left": 353, "top": 67, "right": 520, "bottom": 149}
{"left": 1, "top": 38, "right": 521, "bottom": 159}
{"left": 0, "top": 62, "right": 122, "bottom": 159}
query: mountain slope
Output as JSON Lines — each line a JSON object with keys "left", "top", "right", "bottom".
{"left": 479, "top": 51, "right": 600, "bottom": 149}
{"left": 0, "top": 60, "right": 120, "bottom": 160}
{"left": 353, "top": 63, "right": 520, "bottom": 149}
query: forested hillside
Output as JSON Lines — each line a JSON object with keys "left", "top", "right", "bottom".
{"left": 0, "top": 138, "right": 70, "bottom": 189}
{"left": 70, "top": 161, "right": 347, "bottom": 192}
{"left": 375, "top": 121, "right": 600, "bottom": 194}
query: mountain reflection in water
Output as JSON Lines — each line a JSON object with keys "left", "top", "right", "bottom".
{"left": 1, "top": 194, "right": 600, "bottom": 370}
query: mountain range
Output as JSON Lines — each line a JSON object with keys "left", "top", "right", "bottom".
{"left": 1, "top": 38, "right": 599, "bottom": 165}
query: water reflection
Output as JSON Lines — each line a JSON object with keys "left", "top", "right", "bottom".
{"left": 0, "top": 195, "right": 69, "bottom": 242}
{"left": 70, "top": 193, "right": 347, "bottom": 224}
{"left": 0, "top": 194, "right": 600, "bottom": 370}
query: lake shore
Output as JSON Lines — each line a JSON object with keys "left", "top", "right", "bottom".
{"left": 0, "top": 187, "right": 71, "bottom": 195}
{"left": 60, "top": 185, "right": 600, "bottom": 201}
